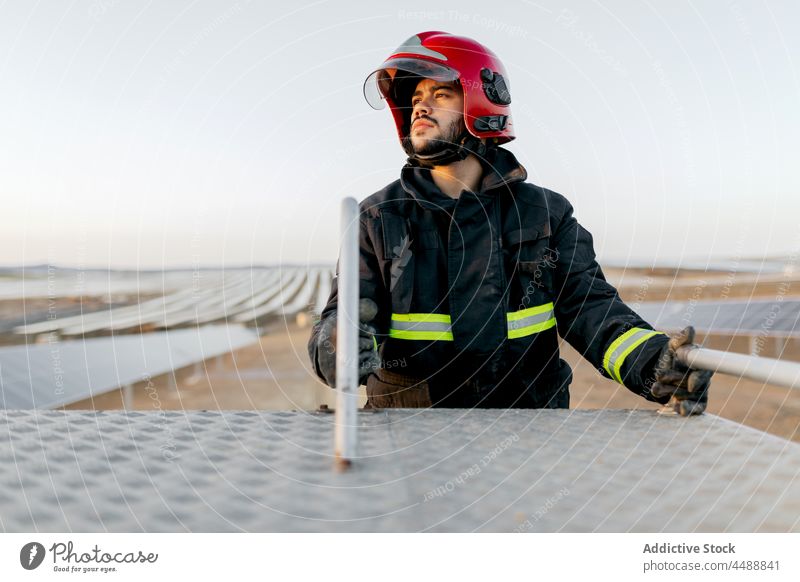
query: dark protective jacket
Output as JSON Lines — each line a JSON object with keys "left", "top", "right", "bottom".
{"left": 308, "top": 147, "right": 670, "bottom": 408}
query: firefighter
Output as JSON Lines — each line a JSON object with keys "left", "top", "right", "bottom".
{"left": 308, "top": 31, "right": 711, "bottom": 415}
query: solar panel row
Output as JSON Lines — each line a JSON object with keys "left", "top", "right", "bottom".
{"left": 0, "top": 325, "right": 259, "bottom": 409}
{"left": 14, "top": 266, "right": 335, "bottom": 336}
{"left": 635, "top": 299, "right": 800, "bottom": 337}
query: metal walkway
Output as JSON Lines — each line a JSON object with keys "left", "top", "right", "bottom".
{"left": 1, "top": 409, "right": 797, "bottom": 532}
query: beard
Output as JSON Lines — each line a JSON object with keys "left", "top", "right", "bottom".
{"left": 403, "top": 116, "right": 466, "bottom": 158}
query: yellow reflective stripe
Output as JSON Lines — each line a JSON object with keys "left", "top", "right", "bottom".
{"left": 391, "top": 313, "right": 451, "bottom": 324}
{"left": 390, "top": 312, "right": 453, "bottom": 341}
{"left": 603, "top": 327, "right": 664, "bottom": 384}
{"left": 389, "top": 329, "right": 454, "bottom": 341}
{"left": 389, "top": 305, "right": 559, "bottom": 342}
{"left": 507, "top": 302, "right": 553, "bottom": 322}
{"left": 507, "top": 302, "right": 556, "bottom": 339}
{"left": 507, "top": 316, "right": 556, "bottom": 339}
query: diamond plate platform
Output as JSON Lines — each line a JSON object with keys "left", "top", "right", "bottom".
{"left": 0, "top": 409, "right": 798, "bottom": 532}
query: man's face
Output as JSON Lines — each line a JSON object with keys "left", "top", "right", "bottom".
{"left": 406, "top": 78, "right": 465, "bottom": 157}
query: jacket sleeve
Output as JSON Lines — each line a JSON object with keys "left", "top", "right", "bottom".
{"left": 307, "top": 214, "right": 388, "bottom": 386}
{"left": 549, "top": 195, "right": 669, "bottom": 403}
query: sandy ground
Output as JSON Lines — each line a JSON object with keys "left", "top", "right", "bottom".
{"left": 65, "top": 318, "right": 800, "bottom": 443}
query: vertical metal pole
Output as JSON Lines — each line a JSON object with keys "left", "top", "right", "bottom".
{"left": 334, "top": 198, "right": 359, "bottom": 471}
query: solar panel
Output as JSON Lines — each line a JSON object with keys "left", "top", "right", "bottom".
{"left": 0, "top": 269, "right": 236, "bottom": 300}
{"left": 281, "top": 268, "right": 321, "bottom": 315}
{"left": 233, "top": 269, "right": 308, "bottom": 322}
{"left": 635, "top": 299, "right": 800, "bottom": 337}
{"left": 193, "top": 271, "right": 277, "bottom": 325}
{"left": 0, "top": 325, "right": 259, "bottom": 409}
{"left": 12, "top": 267, "right": 334, "bottom": 336}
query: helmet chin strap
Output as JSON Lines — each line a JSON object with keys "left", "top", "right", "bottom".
{"left": 403, "top": 131, "right": 488, "bottom": 168}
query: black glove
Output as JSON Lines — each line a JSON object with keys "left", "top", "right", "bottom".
{"left": 316, "top": 298, "right": 381, "bottom": 387}
{"left": 652, "top": 326, "right": 712, "bottom": 416}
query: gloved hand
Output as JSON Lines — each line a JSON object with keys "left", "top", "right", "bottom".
{"left": 652, "top": 326, "right": 712, "bottom": 416}
{"left": 316, "top": 298, "right": 381, "bottom": 387}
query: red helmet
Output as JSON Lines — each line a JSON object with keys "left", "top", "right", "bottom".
{"left": 364, "top": 31, "right": 515, "bottom": 149}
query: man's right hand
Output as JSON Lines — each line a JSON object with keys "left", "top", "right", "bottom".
{"left": 652, "top": 326, "right": 712, "bottom": 416}
{"left": 316, "top": 298, "right": 381, "bottom": 387}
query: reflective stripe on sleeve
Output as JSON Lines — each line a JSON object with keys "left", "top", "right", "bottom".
{"left": 389, "top": 313, "right": 454, "bottom": 341}
{"left": 506, "top": 302, "right": 557, "bottom": 339}
{"left": 603, "top": 327, "right": 664, "bottom": 384}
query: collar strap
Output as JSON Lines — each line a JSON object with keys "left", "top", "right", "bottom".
{"left": 403, "top": 132, "right": 489, "bottom": 168}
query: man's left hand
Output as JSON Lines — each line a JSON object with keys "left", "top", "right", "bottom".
{"left": 651, "top": 326, "right": 712, "bottom": 416}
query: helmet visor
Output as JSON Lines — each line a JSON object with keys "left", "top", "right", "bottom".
{"left": 363, "top": 57, "right": 458, "bottom": 110}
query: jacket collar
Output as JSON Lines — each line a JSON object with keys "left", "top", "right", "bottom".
{"left": 400, "top": 147, "right": 528, "bottom": 211}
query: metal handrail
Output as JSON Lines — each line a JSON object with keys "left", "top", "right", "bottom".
{"left": 676, "top": 345, "right": 800, "bottom": 390}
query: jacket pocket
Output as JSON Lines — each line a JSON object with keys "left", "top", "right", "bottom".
{"left": 380, "top": 210, "right": 415, "bottom": 311}
{"left": 503, "top": 223, "right": 557, "bottom": 310}
{"left": 504, "top": 223, "right": 550, "bottom": 249}
{"left": 365, "top": 369, "right": 432, "bottom": 408}
{"left": 525, "top": 358, "right": 572, "bottom": 409}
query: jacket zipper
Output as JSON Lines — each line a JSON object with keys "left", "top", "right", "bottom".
{"left": 494, "top": 197, "right": 508, "bottom": 314}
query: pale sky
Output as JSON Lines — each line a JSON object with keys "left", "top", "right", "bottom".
{"left": 0, "top": 0, "right": 798, "bottom": 269}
